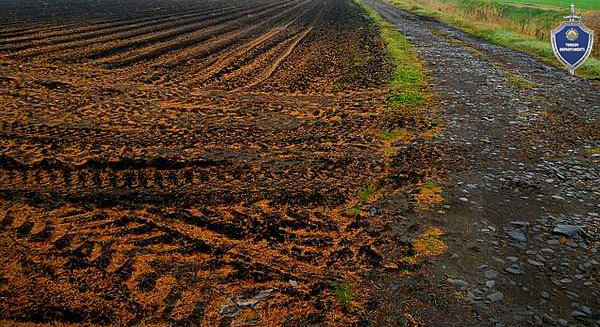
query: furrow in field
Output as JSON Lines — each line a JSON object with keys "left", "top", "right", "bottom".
{"left": 0, "top": 4, "right": 235, "bottom": 45}
{"left": 0, "top": 0, "right": 242, "bottom": 40}
{"left": 194, "top": 1, "right": 323, "bottom": 90}
{"left": 0, "top": 4, "right": 252, "bottom": 54}
{"left": 160, "top": 0, "right": 317, "bottom": 78}
{"left": 100, "top": 0, "right": 309, "bottom": 68}
{"left": 191, "top": 30, "right": 305, "bottom": 89}
{"left": 163, "top": 28, "right": 302, "bottom": 87}
{"left": 0, "top": 23, "right": 85, "bottom": 39}
{"left": 145, "top": 0, "right": 315, "bottom": 71}
{"left": 13, "top": 0, "right": 292, "bottom": 62}
{"left": 237, "top": 27, "right": 315, "bottom": 90}
{"left": 0, "top": 15, "right": 138, "bottom": 38}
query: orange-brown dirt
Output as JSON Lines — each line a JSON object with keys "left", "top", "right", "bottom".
{"left": 0, "top": 0, "right": 446, "bottom": 325}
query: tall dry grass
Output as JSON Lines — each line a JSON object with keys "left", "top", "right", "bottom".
{"left": 403, "top": 0, "right": 599, "bottom": 59}
{"left": 583, "top": 12, "right": 599, "bottom": 58}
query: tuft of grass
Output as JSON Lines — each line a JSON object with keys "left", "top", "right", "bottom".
{"left": 413, "top": 227, "right": 448, "bottom": 257}
{"left": 345, "top": 206, "right": 363, "bottom": 216}
{"left": 380, "top": 129, "right": 413, "bottom": 143}
{"left": 422, "top": 180, "right": 441, "bottom": 188}
{"left": 334, "top": 280, "right": 355, "bottom": 308}
{"left": 415, "top": 180, "right": 445, "bottom": 210}
{"left": 585, "top": 148, "right": 600, "bottom": 155}
{"left": 505, "top": 71, "right": 535, "bottom": 89}
{"left": 358, "top": 185, "right": 376, "bottom": 203}
{"left": 345, "top": 185, "right": 377, "bottom": 216}
{"left": 388, "top": 92, "right": 425, "bottom": 106}
{"left": 399, "top": 256, "right": 417, "bottom": 265}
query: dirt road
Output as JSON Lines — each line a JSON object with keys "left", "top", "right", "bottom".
{"left": 364, "top": 0, "right": 600, "bottom": 326}
{"left": 0, "top": 0, "right": 402, "bottom": 325}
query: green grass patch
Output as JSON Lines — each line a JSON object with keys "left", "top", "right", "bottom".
{"left": 505, "top": 71, "right": 535, "bottom": 89}
{"left": 358, "top": 185, "right": 376, "bottom": 203}
{"left": 334, "top": 280, "right": 356, "bottom": 307}
{"left": 380, "top": 129, "right": 404, "bottom": 140}
{"left": 345, "top": 185, "right": 377, "bottom": 216}
{"left": 355, "top": 0, "right": 426, "bottom": 105}
{"left": 345, "top": 206, "right": 363, "bottom": 216}
{"left": 388, "top": 92, "right": 426, "bottom": 106}
{"left": 493, "top": 0, "right": 600, "bottom": 11}
{"left": 422, "top": 180, "right": 442, "bottom": 189}
{"left": 380, "top": 129, "right": 413, "bottom": 144}
{"left": 585, "top": 148, "right": 600, "bottom": 155}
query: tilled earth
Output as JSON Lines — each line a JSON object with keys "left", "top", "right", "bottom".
{"left": 365, "top": 1, "right": 600, "bottom": 327}
{"left": 0, "top": 0, "right": 446, "bottom": 326}
{"left": 3, "top": 0, "right": 598, "bottom": 326}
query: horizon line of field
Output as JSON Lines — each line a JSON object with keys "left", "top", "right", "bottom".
{"left": 0, "top": 0, "right": 322, "bottom": 72}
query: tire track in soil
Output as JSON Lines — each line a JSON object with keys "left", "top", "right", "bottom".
{"left": 176, "top": 0, "right": 322, "bottom": 88}
{"left": 0, "top": 0, "right": 414, "bottom": 325}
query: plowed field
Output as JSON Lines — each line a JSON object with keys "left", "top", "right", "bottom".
{"left": 0, "top": 0, "right": 436, "bottom": 325}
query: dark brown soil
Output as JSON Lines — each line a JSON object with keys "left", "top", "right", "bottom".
{"left": 0, "top": 0, "right": 441, "bottom": 326}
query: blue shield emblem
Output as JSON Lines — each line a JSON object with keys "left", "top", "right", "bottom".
{"left": 551, "top": 6, "right": 594, "bottom": 75}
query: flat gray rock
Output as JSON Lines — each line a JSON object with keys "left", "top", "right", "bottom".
{"left": 220, "top": 305, "right": 238, "bottom": 316}
{"left": 510, "top": 221, "right": 530, "bottom": 227}
{"left": 527, "top": 259, "right": 544, "bottom": 267}
{"left": 508, "top": 230, "right": 527, "bottom": 242}
{"left": 572, "top": 310, "right": 588, "bottom": 318}
{"left": 552, "top": 225, "right": 582, "bottom": 237}
{"left": 484, "top": 269, "right": 498, "bottom": 279}
{"left": 447, "top": 278, "right": 469, "bottom": 290}
{"left": 486, "top": 291, "right": 504, "bottom": 302}
{"left": 505, "top": 264, "right": 523, "bottom": 275}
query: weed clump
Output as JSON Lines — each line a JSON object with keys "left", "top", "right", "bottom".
{"left": 334, "top": 280, "right": 356, "bottom": 308}
{"left": 413, "top": 227, "right": 448, "bottom": 257}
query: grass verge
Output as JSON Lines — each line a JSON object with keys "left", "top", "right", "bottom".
{"left": 355, "top": 0, "right": 427, "bottom": 106}
{"left": 357, "top": 0, "right": 447, "bottom": 212}
{"left": 383, "top": 0, "right": 600, "bottom": 79}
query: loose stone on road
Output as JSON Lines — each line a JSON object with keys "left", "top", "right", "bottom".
{"left": 365, "top": 0, "right": 600, "bottom": 326}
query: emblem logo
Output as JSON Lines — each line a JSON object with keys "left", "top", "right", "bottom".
{"left": 565, "top": 28, "right": 578, "bottom": 41}
{"left": 551, "top": 5, "right": 594, "bottom": 75}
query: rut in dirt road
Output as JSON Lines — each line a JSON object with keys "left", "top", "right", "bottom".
{"left": 365, "top": 1, "right": 600, "bottom": 327}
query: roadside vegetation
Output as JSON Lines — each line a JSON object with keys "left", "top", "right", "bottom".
{"left": 357, "top": 0, "right": 447, "bottom": 212}
{"left": 382, "top": 0, "right": 600, "bottom": 78}
{"left": 356, "top": 0, "right": 426, "bottom": 105}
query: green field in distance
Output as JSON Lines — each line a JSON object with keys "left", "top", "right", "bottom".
{"left": 496, "top": 0, "right": 600, "bottom": 10}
